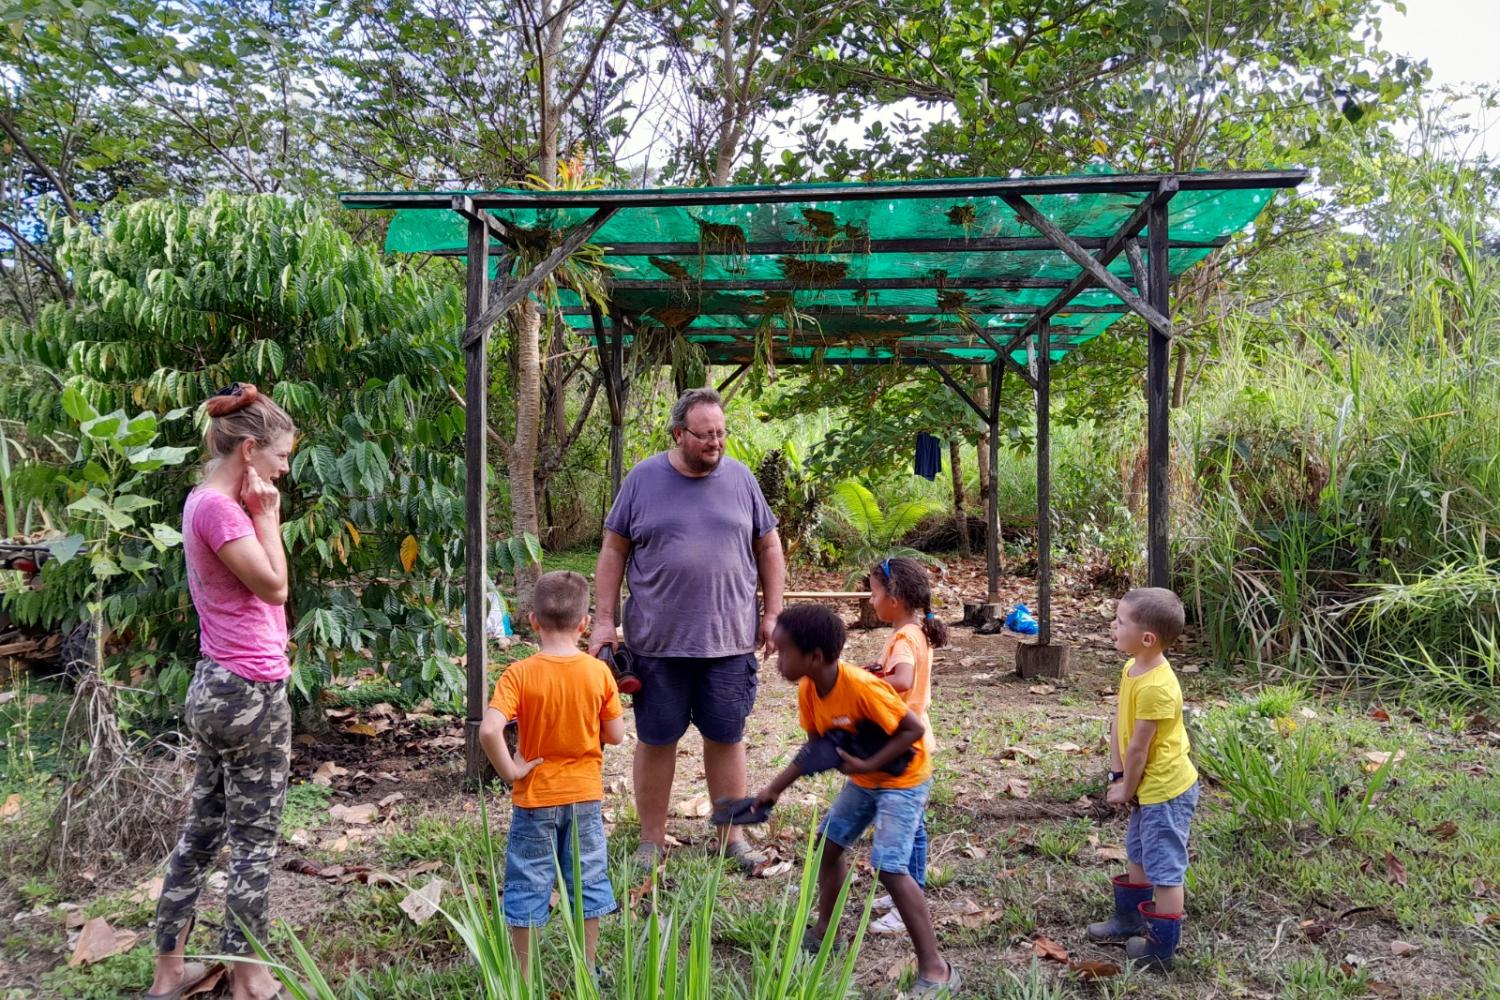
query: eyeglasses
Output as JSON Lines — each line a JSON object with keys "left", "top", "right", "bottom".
{"left": 681, "top": 427, "right": 729, "bottom": 443}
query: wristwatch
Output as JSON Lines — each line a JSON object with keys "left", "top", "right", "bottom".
{"left": 1107, "top": 770, "right": 1124, "bottom": 784}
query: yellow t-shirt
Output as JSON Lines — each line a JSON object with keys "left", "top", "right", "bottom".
{"left": 798, "top": 662, "right": 931, "bottom": 790}
{"left": 877, "top": 624, "right": 934, "bottom": 753}
{"left": 1116, "top": 658, "right": 1197, "bottom": 805}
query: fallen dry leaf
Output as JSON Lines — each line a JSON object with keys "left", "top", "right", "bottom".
{"left": 0, "top": 793, "right": 20, "bottom": 820}
{"left": 1028, "top": 684, "right": 1056, "bottom": 696}
{"left": 1479, "top": 913, "right": 1499, "bottom": 926}
{"left": 407, "top": 860, "right": 444, "bottom": 877}
{"left": 69, "top": 917, "right": 140, "bottom": 966}
{"left": 672, "top": 794, "right": 712, "bottom": 819}
{"left": 311, "top": 761, "right": 348, "bottom": 787}
{"left": 1361, "top": 750, "right": 1406, "bottom": 772}
{"left": 1052, "top": 742, "right": 1083, "bottom": 753}
{"left": 1069, "top": 958, "right": 1121, "bottom": 980}
{"left": 378, "top": 792, "right": 406, "bottom": 808}
{"left": 884, "top": 957, "right": 914, "bottom": 982}
{"left": 1367, "top": 981, "right": 1399, "bottom": 999}
{"left": 125, "top": 876, "right": 164, "bottom": 904}
{"left": 1389, "top": 939, "right": 1420, "bottom": 957}
{"left": 1429, "top": 820, "right": 1459, "bottom": 840}
{"left": 1301, "top": 919, "right": 1336, "bottom": 942}
{"left": 329, "top": 803, "right": 378, "bottom": 825}
{"left": 1096, "top": 845, "right": 1129, "bottom": 863}
{"left": 1032, "top": 935, "right": 1069, "bottom": 963}
{"left": 285, "top": 858, "right": 323, "bottom": 877}
{"left": 63, "top": 906, "right": 87, "bottom": 930}
{"left": 1384, "top": 851, "right": 1409, "bottom": 887}
{"left": 398, "top": 878, "right": 448, "bottom": 926}
{"left": 26, "top": 693, "right": 47, "bottom": 706}
{"left": 755, "top": 859, "right": 795, "bottom": 879}
{"left": 344, "top": 721, "right": 379, "bottom": 738}
{"left": 183, "top": 963, "right": 228, "bottom": 997}
{"left": 1005, "top": 778, "right": 1031, "bottom": 800}
{"left": 1000, "top": 745, "right": 1042, "bottom": 763}
{"left": 962, "top": 843, "right": 987, "bottom": 860}
{"left": 1368, "top": 707, "right": 1391, "bottom": 723}
{"left": 942, "top": 898, "right": 1003, "bottom": 929}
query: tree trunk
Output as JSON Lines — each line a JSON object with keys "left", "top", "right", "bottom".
{"left": 1172, "top": 342, "right": 1189, "bottom": 408}
{"left": 949, "top": 438, "right": 969, "bottom": 557}
{"left": 508, "top": 298, "right": 544, "bottom": 616}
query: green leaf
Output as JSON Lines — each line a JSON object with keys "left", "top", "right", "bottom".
{"left": 112, "top": 494, "right": 159, "bottom": 513}
{"left": 119, "top": 554, "right": 156, "bottom": 573}
{"left": 119, "top": 412, "right": 159, "bottom": 447}
{"left": 62, "top": 386, "right": 98, "bottom": 423}
{"left": 831, "top": 480, "right": 883, "bottom": 537}
{"left": 81, "top": 411, "right": 125, "bottom": 440}
{"left": 151, "top": 522, "right": 184, "bottom": 549}
{"left": 90, "top": 552, "right": 123, "bottom": 579}
{"left": 47, "top": 534, "right": 86, "bottom": 564}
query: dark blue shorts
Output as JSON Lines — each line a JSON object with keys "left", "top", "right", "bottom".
{"left": 631, "top": 652, "right": 759, "bottom": 746}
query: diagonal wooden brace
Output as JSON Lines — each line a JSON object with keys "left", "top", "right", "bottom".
{"left": 463, "top": 206, "right": 617, "bottom": 349}
{"left": 1003, "top": 193, "right": 1172, "bottom": 335}
{"left": 931, "top": 364, "right": 989, "bottom": 424}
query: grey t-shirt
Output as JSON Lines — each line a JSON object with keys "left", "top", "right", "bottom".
{"left": 604, "top": 452, "right": 778, "bottom": 658}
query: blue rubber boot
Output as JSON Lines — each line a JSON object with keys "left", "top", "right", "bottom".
{"left": 1086, "top": 874, "right": 1153, "bottom": 941}
{"left": 1125, "top": 901, "right": 1183, "bottom": 972}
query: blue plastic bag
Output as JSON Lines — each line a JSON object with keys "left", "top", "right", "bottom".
{"left": 1006, "top": 603, "right": 1039, "bottom": 635}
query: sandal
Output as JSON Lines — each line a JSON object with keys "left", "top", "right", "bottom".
{"left": 144, "top": 915, "right": 210, "bottom": 1000}
{"left": 722, "top": 838, "right": 763, "bottom": 874}
{"left": 912, "top": 960, "right": 961, "bottom": 996}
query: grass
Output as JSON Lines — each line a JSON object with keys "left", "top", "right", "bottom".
{"left": 281, "top": 782, "right": 334, "bottom": 836}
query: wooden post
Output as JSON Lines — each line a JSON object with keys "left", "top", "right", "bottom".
{"left": 463, "top": 215, "right": 493, "bottom": 785}
{"left": 1035, "top": 324, "right": 1051, "bottom": 645}
{"left": 1147, "top": 197, "right": 1172, "bottom": 588}
{"left": 985, "top": 361, "right": 1002, "bottom": 602}
{"left": 609, "top": 313, "right": 627, "bottom": 500}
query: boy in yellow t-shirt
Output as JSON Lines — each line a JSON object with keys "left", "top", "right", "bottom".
{"left": 752, "top": 605, "right": 958, "bottom": 997}
{"left": 1086, "top": 587, "right": 1198, "bottom": 972}
{"left": 479, "top": 571, "right": 625, "bottom": 980}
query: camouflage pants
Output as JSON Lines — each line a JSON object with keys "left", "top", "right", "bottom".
{"left": 156, "top": 658, "right": 291, "bottom": 955}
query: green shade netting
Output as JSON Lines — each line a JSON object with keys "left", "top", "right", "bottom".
{"left": 369, "top": 177, "right": 1284, "bottom": 365}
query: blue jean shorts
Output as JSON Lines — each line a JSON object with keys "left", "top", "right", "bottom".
{"left": 1126, "top": 782, "right": 1199, "bottom": 886}
{"left": 632, "top": 652, "right": 759, "bottom": 746}
{"left": 503, "top": 801, "right": 617, "bottom": 928}
{"left": 818, "top": 778, "right": 931, "bottom": 877}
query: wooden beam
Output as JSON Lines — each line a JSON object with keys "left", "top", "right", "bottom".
{"left": 606, "top": 275, "right": 1135, "bottom": 294}
{"left": 1035, "top": 324, "right": 1052, "bottom": 645}
{"left": 463, "top": 207, "right": 617, "bottom": 348}
{"left": 1003, "top": 194, "right": 1172, "bottom": 333}
{"left": 931, "top": 365, "right": 988, "bottom": 423}
{"left": 986, "top": 362, "right": 1003, "bottom": 601}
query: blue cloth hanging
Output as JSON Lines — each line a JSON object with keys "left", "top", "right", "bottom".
{"left": 914, "top": 431, "right": 943, "bottom": 480}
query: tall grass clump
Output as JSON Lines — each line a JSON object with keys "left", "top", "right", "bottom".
{"left": 1176, "top": 147, "right": 1500, "bottom": 706}
{"left": 251, "top": 797, "right": 872, "bottom": 999}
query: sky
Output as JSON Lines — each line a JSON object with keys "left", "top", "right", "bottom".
{"left": 1376, "top": 0, "right": 1497, "bottom": 158}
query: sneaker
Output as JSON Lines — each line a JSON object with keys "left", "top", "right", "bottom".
{"left": 872, "top": 894, "right": 895, "bottom": 912}
{"left": 869, "top": 909, "right": 907, "bottom": 935}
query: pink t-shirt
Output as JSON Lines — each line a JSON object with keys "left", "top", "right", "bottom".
{"left": 183, "top": 488, "right": 289, "bottom": 682}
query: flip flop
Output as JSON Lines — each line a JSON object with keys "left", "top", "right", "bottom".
{"left": 912, "top": 960, "right": 961, "bottom": 996}
{"left": 722, "top": 838, "right": 762, "bottom": 873}
{"left": 142, "top": 961, "right": 211, "bottom": 1000}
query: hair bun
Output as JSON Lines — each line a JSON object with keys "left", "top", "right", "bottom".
{"left": 203, "top": 382, "right": 260, "bottom": 418}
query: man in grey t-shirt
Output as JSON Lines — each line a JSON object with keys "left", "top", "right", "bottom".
{"left": 590, "top": 388, "right": 785, "bottom": 869}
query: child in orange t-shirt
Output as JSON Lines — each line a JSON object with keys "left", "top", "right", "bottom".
{"left": 864, "top": 556, "right": 948, "bottom": 934}
{"left": 752, "top": 605, "right": 958, "bottom": 996}
{"left": 479, "top": 571, "right": 624, "bottom": 979}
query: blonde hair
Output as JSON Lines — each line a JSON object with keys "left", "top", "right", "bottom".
{"left": 203, "top": 383, "right": 295, "bottom": 465}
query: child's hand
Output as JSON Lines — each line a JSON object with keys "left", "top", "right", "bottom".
{"left": 751, "top": 786, "right": 780, "bottom": 811}
{"left": 502, "top": 755, "right": 543, "bottom": 784}
{"left": 835, "top": 748, "right": 877, "bottom": 774}
{"left": 1105, "top": 781, "right": 1130, "bottom": 808}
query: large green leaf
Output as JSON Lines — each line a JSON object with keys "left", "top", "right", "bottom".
{"left": 830, "top": 480, "right": 884, "bottom": 537}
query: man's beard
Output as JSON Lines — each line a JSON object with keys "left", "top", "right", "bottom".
{"left": 681, "top": 449, "right": 722, "bottom": 474}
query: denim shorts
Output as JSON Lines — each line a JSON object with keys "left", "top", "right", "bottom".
{"left": 1126, "top": 782, "right": 1199, "bottom": 886}
{"left": 818, "top": 778, "right": 931, "bottom": 877}
{"left": 631, "top": 652, "right": 758, "bottom": 746}
{"left": 503, "top": 801, "right": 617, "bottom": 928}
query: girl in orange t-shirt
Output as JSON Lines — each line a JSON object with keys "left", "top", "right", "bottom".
{"left": 865, "top": 556, "right": 948, "bottom": 933}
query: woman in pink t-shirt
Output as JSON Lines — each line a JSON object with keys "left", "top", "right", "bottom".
{"left": 149, "top": 383, "right": 296, "bottom": 1000}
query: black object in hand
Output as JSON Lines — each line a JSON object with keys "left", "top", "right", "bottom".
{"left": 598, "top": 644, "right": 642, "bottom": 695}
{"left": 793, "top": 721, "right": 915, "bottom": 778}
{"left": 711, "top": 796, "right": 773, "bottom": 826}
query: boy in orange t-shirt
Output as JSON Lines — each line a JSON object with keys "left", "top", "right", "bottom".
{"left": 752, "top": 605, "right": 958, "bottom": 997}
{"left": 479, "top": 571, "right": 624, "bottom": 978}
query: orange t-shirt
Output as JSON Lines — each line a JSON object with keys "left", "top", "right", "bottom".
{"left": 878, "top": 624, "right": 934, "bottom": 753}
{"left": 488, "top": 651, "right": 623, "bottom": 809}
{"left": 798, "top": 662, "right": 931, "bottom": 790}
